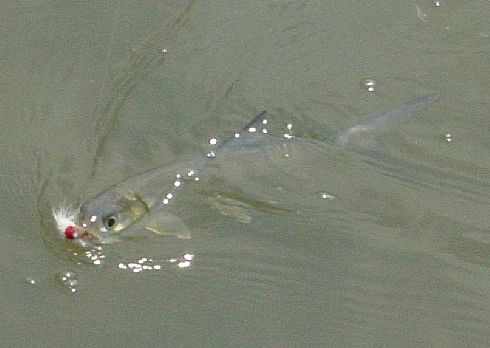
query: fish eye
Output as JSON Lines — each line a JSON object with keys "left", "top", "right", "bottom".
{"left": 104, "top": 215, "right": 117, "bottom": 230}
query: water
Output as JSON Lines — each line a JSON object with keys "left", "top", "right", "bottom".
{"left": 1, "top": 1, "right": 490, "bottom": 346}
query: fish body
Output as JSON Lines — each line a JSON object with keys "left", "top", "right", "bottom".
{"left": 53, "top": 96, "right": 440, "bottom": 246}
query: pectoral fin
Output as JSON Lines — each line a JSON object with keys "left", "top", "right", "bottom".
{"left": 145, "top": 214, "right": 191, "bottom": 240}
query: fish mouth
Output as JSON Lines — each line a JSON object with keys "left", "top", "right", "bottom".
{"left": 52, "top": 207, "right": 103, "bottom": 247}
{"left": 64, "top": 224, "right": 103, "bottom": 247}
{"left": 74, "top": 227, "right": 103, "bottom": 246}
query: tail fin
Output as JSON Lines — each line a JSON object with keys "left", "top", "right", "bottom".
{"left": 336, "top": 93, "right": 441, "bottom": 147}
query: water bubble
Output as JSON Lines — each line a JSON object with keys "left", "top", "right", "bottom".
{"left": 321, "top": 192, "right": 336, "bottom": 200}
{"left": 57, "top": 271, "right": 78, "bottom": 293}
{"left": 178, "top": 261, "right": 191, "bottom": 268}
{"left": 183, "top": 169, "right": 199, "bottom": 182}
{"left": 117, "top": 253, "right": 195, "bottom": 273}
{"left": 361, "top": 78, "right": 377, "bottom": 92}
{"left": 118, "top": 257, "right": 166, "bottom": 273}
{"left": 85, "top": 247, "right": 105, "bottom": 265}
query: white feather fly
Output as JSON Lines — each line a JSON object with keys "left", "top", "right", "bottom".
{"left": 52, "top": 204, "right": 78, "bottom": 238}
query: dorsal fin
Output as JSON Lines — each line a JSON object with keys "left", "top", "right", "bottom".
{"left": 207, "top": 111, "right": 268, "bottom": 157}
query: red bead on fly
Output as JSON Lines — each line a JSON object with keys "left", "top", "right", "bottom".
{"left": 64, "top": 225, "right": 77, "bottom": 239}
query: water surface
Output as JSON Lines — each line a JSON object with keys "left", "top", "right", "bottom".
{"left": 1, "top": 1, "right": 490, "bottom": 346}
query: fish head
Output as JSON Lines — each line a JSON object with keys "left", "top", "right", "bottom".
{"left": 77, "top": 190, "right": 149, "bottom": 243}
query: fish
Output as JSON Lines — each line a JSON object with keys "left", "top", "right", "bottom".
{"left": 53, "top": 94, "right": 440, "bottom": 246}
{"left": 53, "top": 111, "right": 269, "bottom": 246}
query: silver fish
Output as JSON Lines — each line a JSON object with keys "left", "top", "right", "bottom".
{"left": 53, "top": 94, "right": 440, "bottom": 246}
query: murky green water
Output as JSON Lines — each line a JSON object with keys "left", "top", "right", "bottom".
{"left": 1, "top": 1, "right": 490, "bottom": 346}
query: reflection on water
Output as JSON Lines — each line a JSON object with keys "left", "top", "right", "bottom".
{"left": 1, "top": 1, "right": 490, "bottom": 346}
